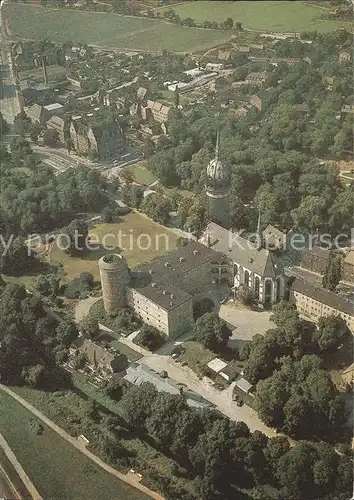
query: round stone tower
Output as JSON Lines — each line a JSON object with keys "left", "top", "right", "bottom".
{"left": 206, "top": 132, "right": 230, "bottom": 229}
{"left": 98, "top": 253, "right": 130, "bottom": 315}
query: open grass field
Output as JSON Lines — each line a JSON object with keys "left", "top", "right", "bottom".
{"left": 127, "top": 161, "right": 157, "bottom": 185}
{"left": 5, "top": 4, "right": 232, "bottom": 52}
{"left": 0, "top": 390, "right": 147, "bottom": 500}
{"left": 49, "top": 212, "right": 179, "bottom": 281}
{"left": 163, "top": 1, "right": 351, "bottom": 33}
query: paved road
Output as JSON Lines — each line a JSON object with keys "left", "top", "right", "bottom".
{"left": 0, "top": 384, "right": 164, "bottom": 500}
{"left": 0, "top": 431, "right": 41, "bottom": 500}
{"left": 0, "top": 463, "right": 21, "bottom": 500}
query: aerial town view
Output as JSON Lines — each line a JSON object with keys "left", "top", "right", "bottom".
{"left": 0, "top": 0, "right": 353, "bottom": 498}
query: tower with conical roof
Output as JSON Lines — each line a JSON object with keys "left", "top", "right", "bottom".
{"left": 206, "top": 132, "right": 230, "bottom": 229}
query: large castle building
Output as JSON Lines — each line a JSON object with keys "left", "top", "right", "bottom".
{"left": 98, "top": 242, "right": 227, "bottom": 340}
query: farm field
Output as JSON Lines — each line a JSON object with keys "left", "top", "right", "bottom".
{"left": 49, "top": 212, "right": 179, "bottom": 281}
{"left": 4, "top": 4, "right": 232, "bottom": 52}
{"left": 0, "top": 390, "right": 147, "bottom": 500}
{"left": 163, "top": 1, "right": 351, "bottom": 33}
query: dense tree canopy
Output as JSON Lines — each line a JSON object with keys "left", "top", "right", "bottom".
{"left": 0, "top": 283, "right": 77, "bottom": 386}
{"left": 194, "top": 312, "right": 231, "bottom": 352}
{"left": 1, "top": 148, "right": 107, "bottom": 236}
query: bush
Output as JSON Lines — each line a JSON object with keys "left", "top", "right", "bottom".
{"left": 80, "top": 315, "right": 100, "bottom": 339}
{"left": 134, "top": 325, "right": 166, "bottom": 351}
{"left": 101, "top": 206, "right": 114, "bottom": 223}
{"left": 28, "top": 418, "right": 44, "bottom": 435}
{"left": 64, "top": 272, "right": 94, "bottom": 299}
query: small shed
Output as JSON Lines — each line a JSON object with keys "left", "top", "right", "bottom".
{"left": 207, "top": 358, "right": 228, "bottom": 374}
{"left": 232, "top": 375, "right": 255, "bottom": 407}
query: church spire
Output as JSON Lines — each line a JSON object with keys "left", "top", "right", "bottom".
{"left": 215, "top": 130, "right": 220, "bottom": 162}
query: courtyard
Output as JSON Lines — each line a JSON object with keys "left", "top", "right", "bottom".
{"left": 218, "top": 302, "right": 273, "bottom": 350}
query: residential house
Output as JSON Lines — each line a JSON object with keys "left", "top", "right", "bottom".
{"left": 249, "top": 43, "right": 264, "bottom": 51}
{"left": 43, "top": 102, "right": 64, "bottom": 118}
{"left": 234, "top": 103, "right": 252, "bottom": 117}
{"left": 67, "top": 75, "right": 82, "bottom": 88}
{"left": 140, "top": 123, "right": 159, "bottom": 136}
{"left": 250, "top": 90, "right": 272, "bottom": 112}
{"left": 235, "top": 46, "right": 250, "bottom": 55}
{"left": 282, "top": 58, "right": 300, "bottom": 65}
{"left": 218, "top": 50, "right": 232, "bottom": 62}
{"left": 142, "top": 100, "right": 171, "bottom": 124}
{"left": 137, "top": 86, "right": 148, "bottom": 100}
{"left": 341, "top": 104, "right": 354, "bottom": 116}
{"left": 25, "top": 103, "right": 49, "bottom": 125}
{"left": 339, "top": 50, "right": 352, "bottom": 63}
{"left": 20, "top": 80, "right": 54, "bottom": 104}
{"left": 46, "top": 115, "right": 68, "bottom": 143}
{"left": 250, "top": 94, "right": 263, "bottom": 111}
{"left": 205, "top": 62, "right": 224, "bottom": 71}
{"left": 129, "top": 102, "right": 140, "bottom": 118}
{"left": 69, "top": 121, "right": 91, "bottom": 154}
{"left": 73, "top": 338, "right": 128, "bottom": 375}
{"left": 293, "top": 103, "right": 310, "bottom": 116}
{"left": 245, "top": 72, "right": 266, "bottom": 85}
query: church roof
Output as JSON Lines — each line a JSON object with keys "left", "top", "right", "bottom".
{"left": 201, "top": 222, "right": 283, "bottom": 278}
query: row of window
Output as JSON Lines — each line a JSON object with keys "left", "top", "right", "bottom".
{"left": 298, "top": 295, "right": 353, "bottom": 322}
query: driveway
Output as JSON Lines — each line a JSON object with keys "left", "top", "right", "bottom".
{"left": 141, "top": 354, "right": 278, "bottom": 437}
{"left": 75, "top": 297, "right": 100, "bottom": 323}
{"left": 73, "top": 299, "right": 278, "bottom": 436}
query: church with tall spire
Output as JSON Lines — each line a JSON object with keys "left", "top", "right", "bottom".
{"left": 201, "top": 138, "right": 287, "bottom": 305}
{"left": 206, "top": 132, "right": 230, "bottom": 229}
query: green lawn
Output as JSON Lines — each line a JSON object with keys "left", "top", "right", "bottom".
{"left": 161, "top": 185, "right": 194, "bottom": 199}
{"left": 49, "top": 212, "right": 179, "bottom": 281}
{"left": 0, "top": 391, "right": 148, "bottom": 500}
{"left": 164, "top": 1, "right": 351, "bottom": 33}
{"left": 127, "top": 161, "right": 157, "bottom": 185}
{"left": 179, "top": 341, "right": 215, "bottom": 376}
{"left": 5, "top": 4, "right": 232, "bottom": 52}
